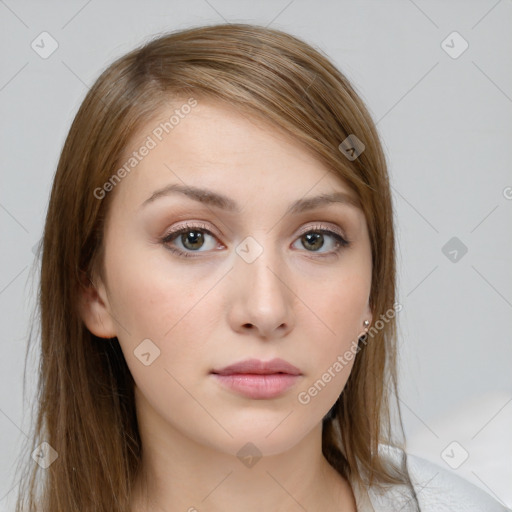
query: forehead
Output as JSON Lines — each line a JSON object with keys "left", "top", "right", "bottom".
{"left": 112, "top": 97, "right": 359, "bottom": 212}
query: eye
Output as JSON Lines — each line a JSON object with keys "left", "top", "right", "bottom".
{"left": 291, "top": 225, "right": 350, "bottom": 256}
{"left": 161, "top": 222, "right": 351, "bottom": 259}
{"left": 161, "top": 222, "right": 221, "bottom": 258}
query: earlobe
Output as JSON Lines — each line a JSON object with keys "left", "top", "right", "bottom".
{"left": 365, "top": 301, "right": 373, "bottom": 327}
{"left": 77, "top": 273, "right": 117, "bottom": 339}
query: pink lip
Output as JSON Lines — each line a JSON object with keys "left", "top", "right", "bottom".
{"left": 211, "top": 358, "right": 302, "bottom": 399}
{"left": 212, "top": 358, "right": 301, "bottom": 376}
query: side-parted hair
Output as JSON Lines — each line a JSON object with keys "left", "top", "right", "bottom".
{"left": 14, "top": 22, "right": 418, "bottom": 511}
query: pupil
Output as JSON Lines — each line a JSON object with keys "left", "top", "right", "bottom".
{"left": 182, "top": 231, "right": 204, "bottom": 250}
{"left": 304, "top": 233, "right": 323, "bottom": 251}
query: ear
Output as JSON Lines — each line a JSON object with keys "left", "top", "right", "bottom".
{"left": 77, "top": 271, "right": 117, "bottom": 339}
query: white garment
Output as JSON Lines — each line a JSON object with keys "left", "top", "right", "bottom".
{"left": 349, "top": 445, "right": 510, "bottom": 511}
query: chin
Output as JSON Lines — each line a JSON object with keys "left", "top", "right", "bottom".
{"left": 200, "top": 415, "right": 319, "bottom": 459}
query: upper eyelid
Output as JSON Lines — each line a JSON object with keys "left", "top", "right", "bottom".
{"left": 164, "top": 222, "right": 218, "bottom": 239}
{"left": 296, "top": 223, "right": 346, "bottom": 237}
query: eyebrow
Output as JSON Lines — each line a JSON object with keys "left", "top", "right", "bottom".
{"left": 140, "top": 183, "right": 361, "bottom": 215}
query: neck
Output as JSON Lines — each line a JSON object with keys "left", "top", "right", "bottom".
{"left": 130, "top": 399, "right": 356, "bottom": 512}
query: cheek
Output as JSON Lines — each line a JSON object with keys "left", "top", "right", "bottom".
{"left": 105, "top": 241, "right": 203, "bottom": 335}
{"left": 104, "top": 244, "right": 223, "bottom": 377}
{"left": 297, "top": 273, "right": 369, "bottom": 394}
{"left": 309, "top": 273, "right": 370, "bottom": 342}
{"left": 104, "top": 257, "right": 220, "bottom": 419}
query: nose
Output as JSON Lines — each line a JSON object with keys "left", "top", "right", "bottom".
{"left": 227, "top": 242, "right": 295, "bottom": 340}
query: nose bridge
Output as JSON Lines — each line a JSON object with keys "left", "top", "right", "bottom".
{"left": 232, "top": 233, "right": 293, "bottom": 334}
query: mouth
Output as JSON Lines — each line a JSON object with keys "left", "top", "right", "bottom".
{"left": 210, "top": 358, "right": 302, "bottom": 399}
{"left": 211, "top": 357, "right": 301, "bottom": 376}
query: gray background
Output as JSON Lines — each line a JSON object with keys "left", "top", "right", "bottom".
{"left": 1, "top": 0, "right": 511, "bottom": 509}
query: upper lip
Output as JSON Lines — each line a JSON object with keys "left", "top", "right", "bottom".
{"left": 211, "top": 358, "right": 302, "bottom": 376}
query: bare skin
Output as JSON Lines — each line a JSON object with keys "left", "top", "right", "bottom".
{"left": 79, "top": 97, "right": 372, "bottom": 511}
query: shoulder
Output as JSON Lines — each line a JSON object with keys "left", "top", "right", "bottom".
{"left": 405, "top": 451, "right": 509, "bottom": 511}
{"left": 378, "top": 445, "right": 511, "bottom": 512}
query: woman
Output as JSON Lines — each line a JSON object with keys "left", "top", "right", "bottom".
{"left": 14, "top": 23, "right": 508, "bottom": 511}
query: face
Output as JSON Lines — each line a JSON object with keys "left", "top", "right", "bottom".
{"left": 80, "top": 97, "right": 373, "bottom": 457}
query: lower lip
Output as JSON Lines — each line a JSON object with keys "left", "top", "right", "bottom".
{"left": 212, "top": 373, "right": 301, "bottom": 399}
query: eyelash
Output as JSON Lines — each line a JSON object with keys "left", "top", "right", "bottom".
{"left": 160, "top": 222, "right": 351, "bottom": 259}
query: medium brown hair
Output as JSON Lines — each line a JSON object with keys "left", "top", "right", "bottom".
{"left": 14, "top": 22, "right": 418, "bottom": 511}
